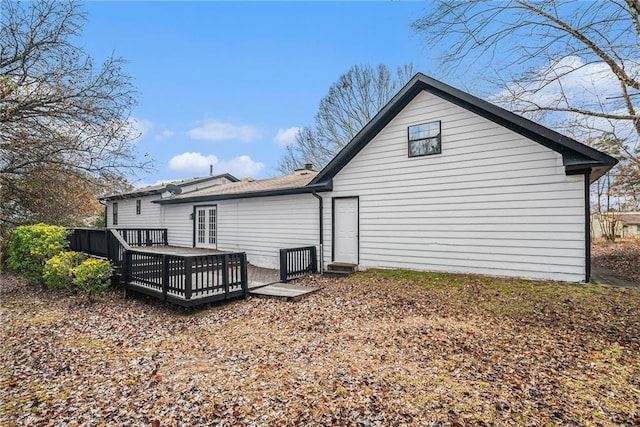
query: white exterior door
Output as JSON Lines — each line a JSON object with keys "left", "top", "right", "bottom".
{"left": 195, "top": 206, "right": 217, "bottom": 249}
{"left": 334, "top": 197, "right": 358, "bottom": 264}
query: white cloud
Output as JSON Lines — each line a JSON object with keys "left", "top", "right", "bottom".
{"left": 187, "top": 119, "right": 260, "bottom": 142}
{"left": 155, "top": 130, "right": 174, "bottom": 141}
{"left": 129, "top": 117, "right": 153, "bottom": 141}
{"left": 168, "top": 152, "right": 265, "bottom": 178}
{"left": 168, "top": 152, "right": 218, "bottom": 172}
{"left": 217, "top": 155, "right": 265, "bottom": 177}
{"left": 273, "top": 126, "right": 301, "bottom": 147}
{"left": 490, "top": 55, "right": 639, "bottom": 144}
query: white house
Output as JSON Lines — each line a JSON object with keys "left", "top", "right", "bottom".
{"left": 102, "top": 173, "right": 238, "bottom": 228}
{"left": 104, "top": 74, "right": 617, "bottom": 283}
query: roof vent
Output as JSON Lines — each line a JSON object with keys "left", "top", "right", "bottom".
{"left": 241, "top": 177, "right": 255, "bottom": 182}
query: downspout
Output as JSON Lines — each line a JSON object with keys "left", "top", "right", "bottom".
{"left": 584, "top": 170, "right": 591, "bottom": 283}
{"left": 312, "top": 192, "right": 324, "bottom": 274}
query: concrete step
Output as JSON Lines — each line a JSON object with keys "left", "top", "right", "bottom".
{"left": 326, "top": 262, "right": 358, "bottom": 273}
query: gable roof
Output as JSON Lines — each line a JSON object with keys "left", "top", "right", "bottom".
{"left": 102, "top": 173, "right": 239, "bottom": 201}
{"left": 156, "top": 171, "right": 319, "bottom": 204}
{"left": 310, "top": 73, "right": 618, "bottom": 186}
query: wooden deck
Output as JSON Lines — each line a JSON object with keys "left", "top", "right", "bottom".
{"left": 67, "top": 228, "right": 317, "bottom": 307}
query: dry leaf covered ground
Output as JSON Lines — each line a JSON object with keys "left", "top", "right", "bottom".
{"left": 1, "top": 270, "right": 639, "bottom": 426}
{"left": 592, "top": 239, "right": 640, "bottom": 284}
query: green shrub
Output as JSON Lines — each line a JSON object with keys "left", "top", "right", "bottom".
{"left": 72, "top": 258, "right": 112, "bottom": 301}
{"left": 43, "top": 251, "right": 85, "bottom": 291}
{"left": 7, "top": 224, "right": 68, "bottom": 282}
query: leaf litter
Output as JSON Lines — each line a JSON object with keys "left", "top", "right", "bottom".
{"left": 1, "top": 269, "right": 639, "bottom": 426}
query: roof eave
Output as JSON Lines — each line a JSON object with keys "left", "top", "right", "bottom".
{"left": 154, "top": 182, "right": 331, "bottom": 205}
{"left": 100, "top": 173, "right": 240, "bottom": 202}
{"left": 310, "top": 73, "right": 619, "bottom": 187}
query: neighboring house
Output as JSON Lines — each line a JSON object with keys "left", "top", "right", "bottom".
{"left": 103, "top": 73, "right": 618, "bottom": 282}
{"left": 592, "top": 212, "right": 640, "bottom": 239}
{"left": 102, "top": 174, "right": 238, "bottom": 228}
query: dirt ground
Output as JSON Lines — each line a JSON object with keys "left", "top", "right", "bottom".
{"left": 1, "top": 270, "right": 639, "bottom": 426}
{"left": 592, "top": 239, "right": 640, "bottom": 284}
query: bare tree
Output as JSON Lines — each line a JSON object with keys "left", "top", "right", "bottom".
{"left": 279, "top": 64, "right": 414, "bottom": 173}
{"left": 412, "top": 1, "right": 639, "bottom": 198}
{"left": 0, "top": 0, "right": 149, "bottom": 229}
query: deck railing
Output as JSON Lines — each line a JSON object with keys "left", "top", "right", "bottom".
{"left": 280, "top": 246, "right": 318, "bottom": 282}
{"left": 67, "top": 228, "right": 129, "bottom": 269}
{"left": 124, "top": 250, "right": 248, "bottom": 305}
{"left": 116, "top": 228, "right": 167, "bottom": 247}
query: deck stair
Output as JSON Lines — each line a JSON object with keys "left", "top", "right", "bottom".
{"left": 324, "top": 262, "right": 358, "bottom": 278}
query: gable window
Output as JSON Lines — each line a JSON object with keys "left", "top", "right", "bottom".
{"left": 408, "top": 121, "right": 441, "bottom": 157}
{"left": 112, "top": 202, "right": 118, "bottom": 226}
{"left": 136, "top": 199, "right": 141, "bottom": 215}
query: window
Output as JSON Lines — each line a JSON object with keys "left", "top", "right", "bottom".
{"left": 408, "top": 121, "right": 441, "bottom": 157}
{"left": 208, "top": 208, "right": 216, "bottom": 245}
{"left": 197, "top": 210, "right": 205, "bottom": 244}
{"left": 112, "top": 202, "right": 118, "bottom": 226}
{"left": 136, "top": 199, "right": 141, "bottom": 215}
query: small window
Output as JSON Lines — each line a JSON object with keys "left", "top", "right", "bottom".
{"left": 112, "top": 202, "right": 118, "bottom": 226}
{"left": 136, "top": 199, "right": 141, "bottom": 215}
{"left": 408, "top": 121, "right": 441, "bottom": 157}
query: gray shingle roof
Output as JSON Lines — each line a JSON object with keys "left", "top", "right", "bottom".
{"left": 169, "top": 171, "right": 318, "bottom": 200}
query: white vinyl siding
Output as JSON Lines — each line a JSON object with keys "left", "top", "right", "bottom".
{"left": 324, "top": 90, "right": 586, "bottom": 282}
{"left": 161, "top": 194, "right": 319, "bottom": 269}
{"left": 216, "top": 195, "right": 319, "bottom": 269}
{"left": 162, "top": 204, "right": 194, "bottom": 247}
{"left": 106, "top": 195, "right": 162, "bottom": 228}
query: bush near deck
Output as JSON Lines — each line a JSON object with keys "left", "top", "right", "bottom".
{"left": 8, "top": 224, "right": 112, "bottom": 301}
{"left": 6, "top": 224, "right": 67, "bottom": 282}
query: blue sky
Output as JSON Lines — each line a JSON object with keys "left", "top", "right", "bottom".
{"left": 81, "top": 1, "right": 446, "bottom": 186}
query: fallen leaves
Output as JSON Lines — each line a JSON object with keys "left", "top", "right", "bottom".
{"left": 1, "top": 270, "right": 639, "bottom": 426}
{"left": 592, "top": 239, "right": 640, "bottom": 284}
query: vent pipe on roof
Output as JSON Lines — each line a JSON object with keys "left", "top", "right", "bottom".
{"left": 304, "top": 163, "right": 313, "bottom": 170}
{"left": 210, "top": 164, "right": 213, "bottom": 176}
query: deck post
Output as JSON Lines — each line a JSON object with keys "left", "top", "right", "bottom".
{"left": 242, "top": 253, "right": 248, "bottom": 299}
{"left": 106, "top": 229, "right": 112, "bottom": 262}
{"left": 123, "top": 250, "right": 131, "bottom": 291}
{"left": 162, "top": 254, "right": 169, "bottom": 301}
{"left": 163, "top": 229, "right": 168, "bottom": 246}
{"left": 184, "top": 256, "right": 192, "bottom": 300}
{"left": 222, "top": 254, "right": 230, "bottom": 299}
{"left": 279, "top": 249, "right": 287, "bottom": 283}
{"left": 310, "top": 246, "right": 318, "bottom": 273}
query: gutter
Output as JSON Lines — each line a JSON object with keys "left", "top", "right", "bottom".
{"left": 312, "top": 192, "right": 324, "bottom": 275}
{"left": 584, "top": 170, "right": 591, "bottom": 283}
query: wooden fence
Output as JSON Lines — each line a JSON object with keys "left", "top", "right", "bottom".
{"left": 279, "top": 246, "right": 318, "bottom": 282}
